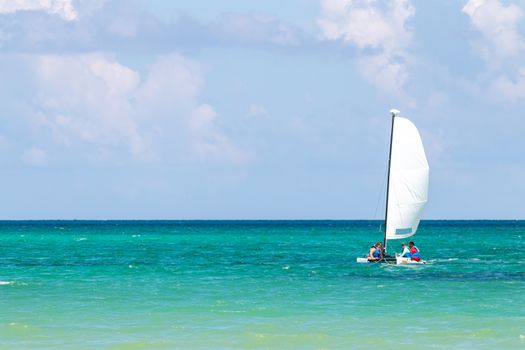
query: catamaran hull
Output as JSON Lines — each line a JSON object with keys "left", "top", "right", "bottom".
{"left": 356, "top": 256, "right": 425, "bottom": 265}
{"left": 395, "top": 256, "right": 425, "bottom": 265}
{"left": 355, "top": 256, "right": 397, "bottom": 264}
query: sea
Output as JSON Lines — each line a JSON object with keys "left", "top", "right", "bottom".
{"left": 0, "top": 220, "right": 523, "bottom": 349}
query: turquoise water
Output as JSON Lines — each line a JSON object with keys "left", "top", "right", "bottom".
{"left": 0, "top": 221, "right": 524, "bottom": 349}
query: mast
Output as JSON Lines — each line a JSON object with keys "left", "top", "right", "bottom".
{"left": 383, "top": 109, "right": 399, "bottom": 250}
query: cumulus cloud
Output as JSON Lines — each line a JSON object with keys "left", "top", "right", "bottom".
{"left": 133, "top": 54, "right": 247, "bottom": 162}
{"left": 462, "top": 0, "right": 524, "bottom": 60}
{"left": 463, "top": 0, "right": 525, "bottom": 102}
{"left": 489, "top": 67, "right": 525, "bottom": 102}
{"left": 31, "top": 53, "right": 147, "bottom": 158}
{"left": 318, "top": 0, "right": 415, "bottom": 96}
{"left": 0, "top": 0, "right": 78, "bottom": 21}
{"left": 0, "top": 1, "right": 306, "bottom": 53}
{"left": 5, "top": 53, "right": 245, "bottom": 164}
{"left": 211, "top": 12, "right": 302, "bottom": 47}
{"left": 318, "top": 0, "right": 413, "bottom": 50}
{"left": 189, "top": 104, "right": 246, "bottom": 161}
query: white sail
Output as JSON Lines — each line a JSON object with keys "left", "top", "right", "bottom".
{"left": 385, "top": 116, "right": 429, "bottom": 240}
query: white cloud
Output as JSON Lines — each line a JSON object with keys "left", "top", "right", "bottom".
{"left": 462, "top": 0, "right": 524, "bottom": 60}
{"left": 0, "top": 0, "right": 78, "bottom": 21}
{"left": 190, "top": 104, "right": 246, "bottom": 162}
{"left": 318, "top": 0, "right": 414, "bottom": 50}
{"left": 89, "top": 58, "right": 139, "bottom": 96}
{"left": 489, "top": 68, "right": 525, "bottom": 102}
{"left": 33, "top": 53, "right": 147, "bottom": 158}
{"left": 356, "top": 53, "right": 409, "bottom": 97}
{"left": 134, "top": 54, "right": 246, "bottom": 163}
{"left": 318, "top": 0, "right": 415, "bottom": 96}
{"left": 21, "top": 147, "right": 48, "bottom": 166}
{"left": 463, "top": 0, "right": 525, "bottom": 102}
{"left": 135, "top": 55, "right": 203, "bottom": 109}
{"left": 17, "top": 53, "right": 245, "bottom": 163}
{"left": 0, "top": 2, "right": 309, "bottom": 54}
{"left": 213, "top": 13, "right": 301, "bottom": 47}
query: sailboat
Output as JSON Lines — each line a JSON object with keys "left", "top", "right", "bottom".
{"left": 357, "top": 109, "right": 429, "bottom": 265}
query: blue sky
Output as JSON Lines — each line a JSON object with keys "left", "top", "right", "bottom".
{"left": 0, "top": 0, "right": 524, "bottom": 219}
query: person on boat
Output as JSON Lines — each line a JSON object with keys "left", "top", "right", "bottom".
{"left": 400, "top": 242, "right": 411, "bottom": 257}
{"left": 408, "top": 241, "right": 421, "bottom": 261}
{"left": 367, "top": 242, "right": 383, "bottom": 261}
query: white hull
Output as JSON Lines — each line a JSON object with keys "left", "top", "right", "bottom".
{"left": 355, "top": 256, "right": 426, "bottom": 265}
{"left": 355, "top": 257, "right": 396, "bottom": 264}
{"left": 395, "top": 256, "right": 425, "bottom": 265}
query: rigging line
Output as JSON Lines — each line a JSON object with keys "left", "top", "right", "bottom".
{"left": 372, "top": 161, "right": 389, "bottom": 231}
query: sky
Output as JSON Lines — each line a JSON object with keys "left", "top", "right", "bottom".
{"left": 0, "top": 0, "right": 524, "bottom": 219}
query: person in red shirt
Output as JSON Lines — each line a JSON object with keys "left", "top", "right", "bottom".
{"left": 408, "top": 241, "right": 421, "bottom": 261}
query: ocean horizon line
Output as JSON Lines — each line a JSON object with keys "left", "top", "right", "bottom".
{"left": 0, "top": 219, "right": 523, "bottom": 222}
